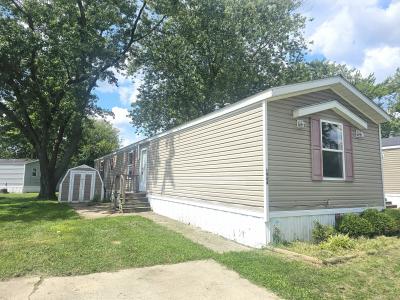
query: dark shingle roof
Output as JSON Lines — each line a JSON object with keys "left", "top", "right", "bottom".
{"left": 382, "top": 137, "right": 400, "bottom": 147}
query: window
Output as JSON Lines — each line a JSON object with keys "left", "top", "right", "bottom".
{"left": 100, "top": 160, "right": 104, "bottom": 172}
{"left": 128, "top": 151, "right": 133, "bottom": 164}
{"left": 32, "top": 168, "right": 37, "bottom": 177}
{"left": 321, "top": 120, "right": 344, "bottom": 179}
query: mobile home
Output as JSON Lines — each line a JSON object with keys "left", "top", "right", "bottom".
{"left": 0, "top": 159, "right": 40, "bottom": 193}
{"left": 95, "top": 77, "right": 390, "bottom": 247}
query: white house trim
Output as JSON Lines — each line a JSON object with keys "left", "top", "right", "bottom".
{"left": 270, "top": 206, "right": 384, "bottom": 218}
{"left": 382, "top": 145, "right": 400, "bottom": 150}
{"left": 293, "top": 100, "right": 368, "bottom": 129}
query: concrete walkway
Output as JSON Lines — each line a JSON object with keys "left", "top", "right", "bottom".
{"left": 71, "top": 204, "right": 250, "bottom": 253}
{"left": 0, "top": 260, "right": 280, "bottom": 300}
{"left": 139, "top": 212, "right": 250, "bottom": 253}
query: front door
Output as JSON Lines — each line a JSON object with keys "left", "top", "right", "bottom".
{"left": 139, "top": 149, "right": 148, "bottom": 192}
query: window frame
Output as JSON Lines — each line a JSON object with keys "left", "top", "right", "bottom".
{"left": 320, "top": 119, "right": 346, "bottom": 181}
{"left": 32, "top": 168, "right": 37, "bottom": 177}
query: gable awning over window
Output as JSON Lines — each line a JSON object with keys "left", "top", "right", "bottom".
{"left": 293, "top": 101, "right": 368, "bottom": 130}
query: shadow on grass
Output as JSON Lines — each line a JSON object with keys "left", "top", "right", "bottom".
{"left": 0, "top": 195, "right": 79, "bottom": 222}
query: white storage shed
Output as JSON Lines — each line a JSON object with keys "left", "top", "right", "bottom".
{"left": 58, "top": 165, "right": 104, "bottom": 202}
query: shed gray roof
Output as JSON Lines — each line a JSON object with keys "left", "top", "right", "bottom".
{"left": 0, "top": 159, "right": 38, "bottom": 165}
{"left": 382, "top": 137, "right": 400, "bottom": 147}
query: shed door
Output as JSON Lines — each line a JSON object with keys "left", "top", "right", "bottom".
{"left": 139, "top": 148, "right": 148, "bottom": 192}
{"left": 69, "top": 171, "right": 96, "bottom": 202}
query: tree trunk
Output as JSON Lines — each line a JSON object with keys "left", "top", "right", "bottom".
{"left": 37, "top": 154, "right": 57, "bottom": 200}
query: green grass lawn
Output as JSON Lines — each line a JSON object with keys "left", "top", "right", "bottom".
{"left": 1, "top": 194, "right": 400, "bottom": 299}
{"left": 0, "top": 193, "right": 213, "bottom": 279}
{"left": 217, "top": 238, "right": 400, "bottom": 300}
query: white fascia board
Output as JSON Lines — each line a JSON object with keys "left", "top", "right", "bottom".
{"left": 268, "top": 76, "right": 390, "bottom": 123}
{"left": 338, "top": 78, "right": 391, "bottom": 122}
{"left": 382, "top": 145, "right": 400, "bottom": 150}
{"left": 293, "top": 100, "right": 368, "bottom": 129}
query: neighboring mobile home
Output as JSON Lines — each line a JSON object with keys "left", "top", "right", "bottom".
{"left": 95, "top": 77, "right": 390, "bottom": 247}
{"left": 382, "top": 137, "right": 400, "bottom": 207}
{"left": 0, "top": 159, "right": 40, "bottom": 193}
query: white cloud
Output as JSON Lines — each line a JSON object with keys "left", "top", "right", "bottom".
{"left": 100, "top": 107, "right": 142, "bottom": 147}
{"left": 360, "top": 46, "right": 400, "bottom": 81}
{"left": 303, "top": 0, "right": 400, "bottom": 81}
{"left": 104, "top": 107, "right": 131, "bottom": 126}
{"left": 95, "top": 67, "right": 141, "bottom": 106}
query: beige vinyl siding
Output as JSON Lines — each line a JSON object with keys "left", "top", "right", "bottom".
{"left": 147, "top": 104, "right": 264, "bottom": 209}
{"left": 268, "top": 90, "right": 384, "bottom": 211}
{"left": 382, "top": 148, "right": 400, "bottom": 194}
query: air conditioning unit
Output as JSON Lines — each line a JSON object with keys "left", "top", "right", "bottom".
{"left": 355, "top": 129, "right": 365, "bottom": 138}
{"left": 296, "top": 119, "right": 306, "bottom": 128}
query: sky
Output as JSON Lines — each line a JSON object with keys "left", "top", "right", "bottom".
{"left": 94, "top": 0, "right": 400, "bottom": 147}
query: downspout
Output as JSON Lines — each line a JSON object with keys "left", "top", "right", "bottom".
{"left": 378, "top": 124, "right": 386, "bottom": 209}
{"left": 262, "top": 99, "right": 271, "bottom": 244}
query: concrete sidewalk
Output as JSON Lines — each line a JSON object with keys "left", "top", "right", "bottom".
{"left": 0, "top": 260, "right": 280, "bottom": 300}
{"left": 71, "top": 203, "right": 250, "bottom": 253}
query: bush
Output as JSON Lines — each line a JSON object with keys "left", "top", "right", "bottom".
{"left": 312, "top": 221, "right": 336, "bottom": 243}
{"left": 383, "top": 209, "right": 400, "bottom": 232}
{"left": 361, "top": 209, "right": 397, "bottom": 236}
{"left": 320, "top": 234, "right": 355, "bottom": 252}
{"left": 338, "top": 214, "right": 373, "bottom": 237}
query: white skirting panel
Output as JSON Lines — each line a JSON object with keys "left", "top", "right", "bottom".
{"left": 147, "top": 195, "right": 267, "bottom": 248}
{"left": 386, "top": 194, "right": 400, "bottom": 207}
{"left": 270, "top": 214, "right": 336, "bottom": 242}
{"left": 270, "top": 206, "right": 383, "bottom": 242}
{"left": 22, "top": 186, "right": 40, "bottom": 193}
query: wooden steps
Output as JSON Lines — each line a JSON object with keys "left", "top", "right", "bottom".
{"left": 121, "top": 192, "right": 151, "bottom": 213}
{"left": 386, "top": 201, "right": 398, "bottom": 209}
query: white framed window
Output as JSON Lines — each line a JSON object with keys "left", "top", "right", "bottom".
{"left": 32, "top": 168, "right": 37, "bottom": 177}
{"left": 321, "top": 120, "right": 345, "bottom": 180}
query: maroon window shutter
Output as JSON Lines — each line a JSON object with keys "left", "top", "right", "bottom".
{"left": 310, "top": 117, "right": 323, "bottom": 181}
{"left": 343, "top": 124, "right": 354, "bottom": 182}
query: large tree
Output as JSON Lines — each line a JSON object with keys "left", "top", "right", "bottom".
{"left": 129, "top": 0, "right": 308, "bottom": 135}
{"left": 380, "top": 68, "right": 400, "bottom": 137}
{"left": 0, "top": 0, "right": 164, "bottom": 198}
{"left": 71, "top": 119, "right": 120, "bottom": 167}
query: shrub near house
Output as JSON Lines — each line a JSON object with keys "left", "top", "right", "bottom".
{"left": 313, "top": 209, "right": 400, "bottom": 244}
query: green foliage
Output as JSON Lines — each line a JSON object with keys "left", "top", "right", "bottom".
{"left": 361, "top": 209, "right": 398, "bottom": 236}
{"left": 71, "top": 119, "right": 120, "bottom": 167}
{"left": 338, "top": 214, "right": 374, "bottom": 237}
{"left": 312, "top": 221, "right": 336, "bottom": 243}
{"left": 0, "top": 0, "right": 163, "bottom": 198}
{"left": 129, "top": 0, "right": 308, "bottom": 135}
{"left": 379, "top": 68, "right": 400, "bottom": 138}
{"left": 319, "top": 234, "right": 355, "bottom": 252}
{"left": 383, "top": 209, "right": 400, "bottom": 229}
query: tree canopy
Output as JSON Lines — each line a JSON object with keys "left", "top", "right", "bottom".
{"left": 0, "top": 0, "right": 163, "bottom": 198}
{"left": 128, "top": 0, "right": 398, "bottom": 137}
{"left": 71, "top": 119, "right": 120, "bottom": 167}
{"left": 129, "top": 0, "right": 308, "bottom": 135}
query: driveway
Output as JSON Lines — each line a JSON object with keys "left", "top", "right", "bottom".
{"left": 1, "top": 260, "right": 279, "bottom": 300}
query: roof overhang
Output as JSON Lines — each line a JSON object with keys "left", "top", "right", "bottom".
{"left": 293, "top": 100, "right": 368, "bottom": 129}
{"left": 94, "top": 76, "right": 391, "bottom": 160}
{"left": 263, "top": 76, "right": 391, "bottom": 124}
